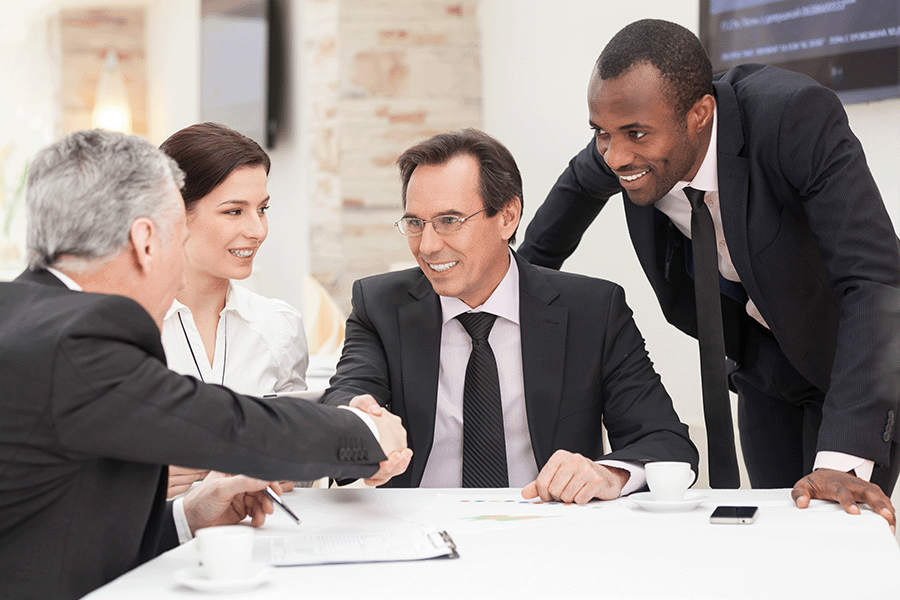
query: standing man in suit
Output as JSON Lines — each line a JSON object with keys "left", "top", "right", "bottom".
{"left": 0, "top": 129, "right": 408, "bottom": 600}
{"left": 517, "top": 19, "right": 899, "bottom": 526}
{"left": 322, "top": 128, "right": 697, "bottom": 502}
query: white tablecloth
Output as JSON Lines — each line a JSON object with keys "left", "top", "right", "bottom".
{"left": 85, "top": 488, "right": 900, "bottom": 599}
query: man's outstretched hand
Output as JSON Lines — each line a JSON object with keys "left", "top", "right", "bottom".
{"left": 792, "top": 468, "right": 895, "bottom": 534}
{"left": 349, "top": 394, "right": 412, "bottom": 486}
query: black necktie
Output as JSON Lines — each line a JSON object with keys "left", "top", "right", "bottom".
{"left": 684, "top": 187, "right": 740, "bottom": 488}
{"left": 456, "top": 312, "right": 508, "bottom": 488}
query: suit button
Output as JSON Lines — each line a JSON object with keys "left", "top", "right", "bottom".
{"left": 884, "top": 431, "right": 892, "bottom": 443}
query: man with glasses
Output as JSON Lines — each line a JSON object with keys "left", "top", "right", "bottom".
{"left": 321, "top": 129, "right": 697, "bottom": 502}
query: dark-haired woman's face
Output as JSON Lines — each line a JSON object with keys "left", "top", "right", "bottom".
{"left": 183, "top": 165, "right": 269, "bottom": 282}
{"left": 588, "top": 63, "right": 710, "bottom": 206}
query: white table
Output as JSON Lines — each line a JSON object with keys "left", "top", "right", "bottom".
{"left": 86, "top": 488, "right": 900, "bottom": 599}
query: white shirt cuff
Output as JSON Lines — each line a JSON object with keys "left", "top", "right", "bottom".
{"left": 338, "top": 405, "right": 380, "bottom": 443}
{"left": 813, "top": 451, "right": 874, "bottom": 481}
{"left": 172, "top": 496, "right": 193, "bottom": 544}
{"left": 597, "top": 459, "right": 646, "bottom": 497}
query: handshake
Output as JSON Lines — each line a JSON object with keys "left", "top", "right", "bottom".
{"left": 352, "top": 394, "right": 632, "bottom": 504}
{"left": 350, "top": 394, "right": 414, "bottom": 487}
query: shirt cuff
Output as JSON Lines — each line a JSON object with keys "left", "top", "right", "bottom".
{"left": 173, "top": 496, "right": 193, "bottom": 544}
{"left": 813, "top": 451, "right": 874, "bottom": 481}
{"left": 338, "top": 405, "right": 380, "bottom": 443}
{"left": 597, "top": 459, "right": 646, "bottom": 497}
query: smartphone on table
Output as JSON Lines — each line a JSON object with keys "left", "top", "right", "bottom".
{"left": 709, "top": 506, "right": 759, "bottom": 524}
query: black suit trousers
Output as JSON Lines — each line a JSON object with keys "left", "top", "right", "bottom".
{"left": 732, "top": 333, "right": 899, "bottom": 495}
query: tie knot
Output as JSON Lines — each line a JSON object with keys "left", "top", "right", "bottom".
{"left": 684, "top": 186, "right": 706, "bottom": 211}
{"left": 456, "top": 311, "right": 497, "bottom": 341}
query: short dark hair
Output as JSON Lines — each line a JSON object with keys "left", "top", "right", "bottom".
{"left": 159, "top": 122, "right": 270, "bottom": 212}
{"left": 396, "top": 128, "right": 523, "bottom": 244}
{"left": 597, "top": 19, "right": 713, "bottom": 116}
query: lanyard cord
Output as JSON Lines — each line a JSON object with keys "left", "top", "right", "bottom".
{"left": 177, "top": 312, "right": 226, "bottom": 385}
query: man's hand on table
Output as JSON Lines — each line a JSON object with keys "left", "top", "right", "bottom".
{"left": 168, "top": 467, "right": 294, "bottom": 499}
{"left": 521, "top": 450, "right": 629, "bottom": 504}
{"left": 792, "top": 468, "right": 896, "bottom": 533}
{"left": 350, "top": 394, "right": 413, "bottom": 486}
{"left": 183, "top": 472, "right": 281, "bottom": 535}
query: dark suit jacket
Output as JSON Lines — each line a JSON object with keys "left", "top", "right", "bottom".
{"left": 519, "top": 64, "right": 900, "bottom": 471}
{"left": 321, "top": 252, "right": 698, "bottom": 487}
{"left": 0, "top": 270, "right": 384, "bottom": 600}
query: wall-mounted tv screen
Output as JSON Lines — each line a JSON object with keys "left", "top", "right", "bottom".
{"left": 700, "top": 0, "right": 900, "bottom": 104}
{"left": 200, "top": 0, "right": 272, "bottom": 147}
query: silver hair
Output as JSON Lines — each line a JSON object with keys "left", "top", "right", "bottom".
{"left": 25, "top": 129, "right": 185, "bottom": 272}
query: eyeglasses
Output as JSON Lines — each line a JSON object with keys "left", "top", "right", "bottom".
{"left": 394, "top": 208, "right": 486, "bottom": 236}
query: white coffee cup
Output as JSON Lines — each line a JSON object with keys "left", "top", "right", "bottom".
{"left": 195, "top": 525, "right": 254, "bottom": 580}
{"left": 645, "top": 461, "right": 695, "bottom": 502}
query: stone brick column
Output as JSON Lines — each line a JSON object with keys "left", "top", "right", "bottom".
{"left": 301, "top": 0, "right": 481, "bottom": 311}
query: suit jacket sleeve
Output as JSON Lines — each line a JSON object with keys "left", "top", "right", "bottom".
{"left": 772, "top": 84, "right": 900, "bottom": 463}
{"left": 51, "top": 295, "right": 386, "bottom": 482}
{"left": 159, "top": 501, "right": 179, "bottom": 554}
{"left": 591, "top": 284, "right": 698, "bottom": 470}
{"left": 518, "top": 140, "right": 622, "bottom": 269}
{"left": 320, "top": 278, "right": 394, "bottom": 409}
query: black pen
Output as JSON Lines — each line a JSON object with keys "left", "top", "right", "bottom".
{"left": 265, "top": 486, "right": 301, "bottom": 525}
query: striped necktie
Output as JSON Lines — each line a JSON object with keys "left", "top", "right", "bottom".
{"left": 456, "top": 311, "right": 508, "bottom": 488}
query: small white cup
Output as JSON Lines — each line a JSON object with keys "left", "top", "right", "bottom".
{"left": 195, "top": 526, "right": 254, "bottom": 580}
{"left": 645, "top": 461, "right": 695, "bottom": 502}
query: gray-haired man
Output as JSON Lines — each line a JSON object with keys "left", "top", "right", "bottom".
{"left": 0, "top": 129, "right": 408, "bottom": 600}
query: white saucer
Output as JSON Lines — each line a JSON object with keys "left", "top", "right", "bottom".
{"left": 174, "top": 565, "right": 272, "bottom": 593}
{"left": 630, "top": 491, "right": 707, "bottom": 513}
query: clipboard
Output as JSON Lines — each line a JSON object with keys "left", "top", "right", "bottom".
{"left": 253, "top": 529, "right": 458, "bottom": 566}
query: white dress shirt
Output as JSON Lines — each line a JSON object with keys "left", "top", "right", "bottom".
{"left": 419, "top": 251, "right": 645, "bottom": 495}
{"left": 161, "top": 282, "right": 309, "bottom": 395}
{"left": 652, "top": 105, "right": 873, "bottom": 482}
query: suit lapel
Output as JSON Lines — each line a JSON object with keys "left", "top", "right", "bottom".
{"left": 398, "top": 274, "right": 442, "bottom": 487}
{"left": 514, "top": 253, "right": 568, "bottom": 468}
{"left": 713, "top": 80, "right": 766, "bottom": 318}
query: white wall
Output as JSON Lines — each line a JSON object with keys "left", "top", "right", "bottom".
{"left": 253, "top": 0, "right": 310, "bottom": 314}
{"left": 145, "top": 0, "right": 202, "bottom": 145}
{"left": 479, "top": 0, "right": 900, "bottom": 491}
{"left": 0, "top": 7, "right": 59, "bottom": 278}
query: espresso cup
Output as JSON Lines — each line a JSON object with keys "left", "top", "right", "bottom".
{"left": 645, "top": 461, "right": 695, "bottom": 502}
{"left": 195, "top": 525, "right": 254, "bottom": 580}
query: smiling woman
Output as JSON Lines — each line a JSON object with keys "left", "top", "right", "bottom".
{"left": 158, "top": 123, "right": 310, "bottom": 497}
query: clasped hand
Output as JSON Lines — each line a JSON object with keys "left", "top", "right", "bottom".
{"left": 349, "top": 394, "right": 413, "bottom": 486}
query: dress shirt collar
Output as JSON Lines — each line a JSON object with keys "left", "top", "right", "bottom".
{"left": 46, "top": 267, "right": 83, "bottom": 291}
{"left": 667, "top": 102, "right": 719, "bottom": 195}
{"left": 164, "top": 280, "right": 254, "bottom": 322}
{"left": 439, "top": 248, "right": 520, "bottom": 326}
